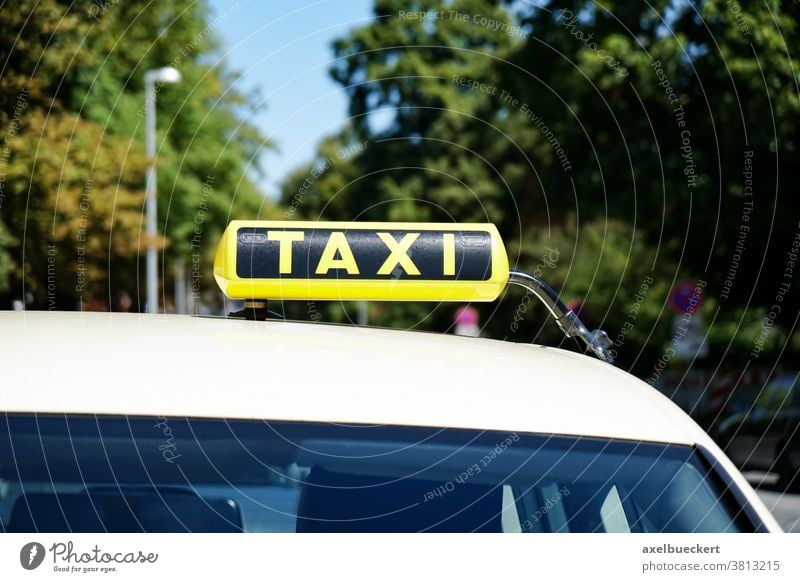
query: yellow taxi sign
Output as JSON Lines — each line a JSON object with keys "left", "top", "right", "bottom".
{"left": 214, "top": 221, "right": 509, "bottom": 302}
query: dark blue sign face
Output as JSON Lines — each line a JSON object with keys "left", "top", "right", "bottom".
{"left": 235, "top": 227, "right": 493, "bottom": 281}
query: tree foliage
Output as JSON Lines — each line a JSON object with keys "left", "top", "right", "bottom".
{"left": 280, "top": 0, "right": 798, "bottom": 369}
{"left": 0, "top": 0, "right": 273, "bottom": 309}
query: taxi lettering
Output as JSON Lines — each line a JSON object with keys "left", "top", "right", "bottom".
{"left": 215, "top": 220, "right": 508, "bottom": 302}
{"left": 235, "top": 227, "right": 490, "bottom": 281}
{"left": 262, "top": 231, "right": 433, "bottom": 276}
{"left": 316, "top": 232, "right": 360, "bottom": 275}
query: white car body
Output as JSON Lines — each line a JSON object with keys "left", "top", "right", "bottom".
{"left": 0, "top": 310, "right": 782, "bottom": 532}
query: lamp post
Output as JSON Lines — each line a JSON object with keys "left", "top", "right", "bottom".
{"left": 144, "top": 66, "right": 181, "bottom": 314}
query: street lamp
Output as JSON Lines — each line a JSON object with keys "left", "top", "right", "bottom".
{"left": 144, "top": 66, "right": 181, "bottom": 314}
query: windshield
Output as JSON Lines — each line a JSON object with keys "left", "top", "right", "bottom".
{"left": 0, "top": 415, "right": 749, "bottom": 533}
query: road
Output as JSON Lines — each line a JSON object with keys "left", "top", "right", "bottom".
{"left": 757, "top": 489, "right": 800, "bottom": 532}
{"left": 745, "top": 472, "right": 800, "bottom": 532}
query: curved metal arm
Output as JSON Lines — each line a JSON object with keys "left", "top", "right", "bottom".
{"left": 507, "top": 270, "right": 615, "bottom": 364}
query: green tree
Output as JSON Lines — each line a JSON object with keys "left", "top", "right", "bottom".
{"left": 281, "top": 0, "right": 799, "bottom": 366}
{"left": 284, "top": 0, "right": 522, "bottom": 227}
{"left": 0, "top": 0, "right": 274, "bottom": 309}
{"left": 2, "top": 110, "right": 148, "bottom": 306}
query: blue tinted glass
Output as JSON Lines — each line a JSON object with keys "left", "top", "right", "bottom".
{"left": 0, "top": 415, "right": 749, "bottom": 533}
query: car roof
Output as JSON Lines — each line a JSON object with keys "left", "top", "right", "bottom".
{"left": 1, "top": 310, "right": 702, "bottom": 445}
{"left": 3, "top": 310, "right": 783, "bottom": 533}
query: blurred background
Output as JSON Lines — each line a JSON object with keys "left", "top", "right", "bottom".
{"left": 0, "top": 0, "right": 798, "bottom": 524}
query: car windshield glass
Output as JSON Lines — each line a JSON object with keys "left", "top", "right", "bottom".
{"left": 0, "top": 415, "right": 749, "bottom": 533}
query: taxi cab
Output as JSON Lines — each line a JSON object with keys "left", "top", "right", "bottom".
{"left": 0, "top": 221, "right": 782, "bottom": 533}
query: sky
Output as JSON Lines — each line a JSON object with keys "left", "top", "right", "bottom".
{"left": 207, "top": 0, "right": 374, "bottom": 198}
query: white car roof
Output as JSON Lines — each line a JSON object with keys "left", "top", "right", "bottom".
{"left": 1, "top": 310, "right": 781, "bottom": 532}
{"left": 2, "top": 310, "right": 703, "bottom": 445}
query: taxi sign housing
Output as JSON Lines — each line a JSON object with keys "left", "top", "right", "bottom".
{"left": 214, "top": 220, "right": 509, "bottom": 302}
{"left": 215, "top": 220, "right": 615, "bottom": 364}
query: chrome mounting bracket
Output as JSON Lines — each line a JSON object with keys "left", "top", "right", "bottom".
{"left": 507, "top": 270, "right": 615, "bottom": 364}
